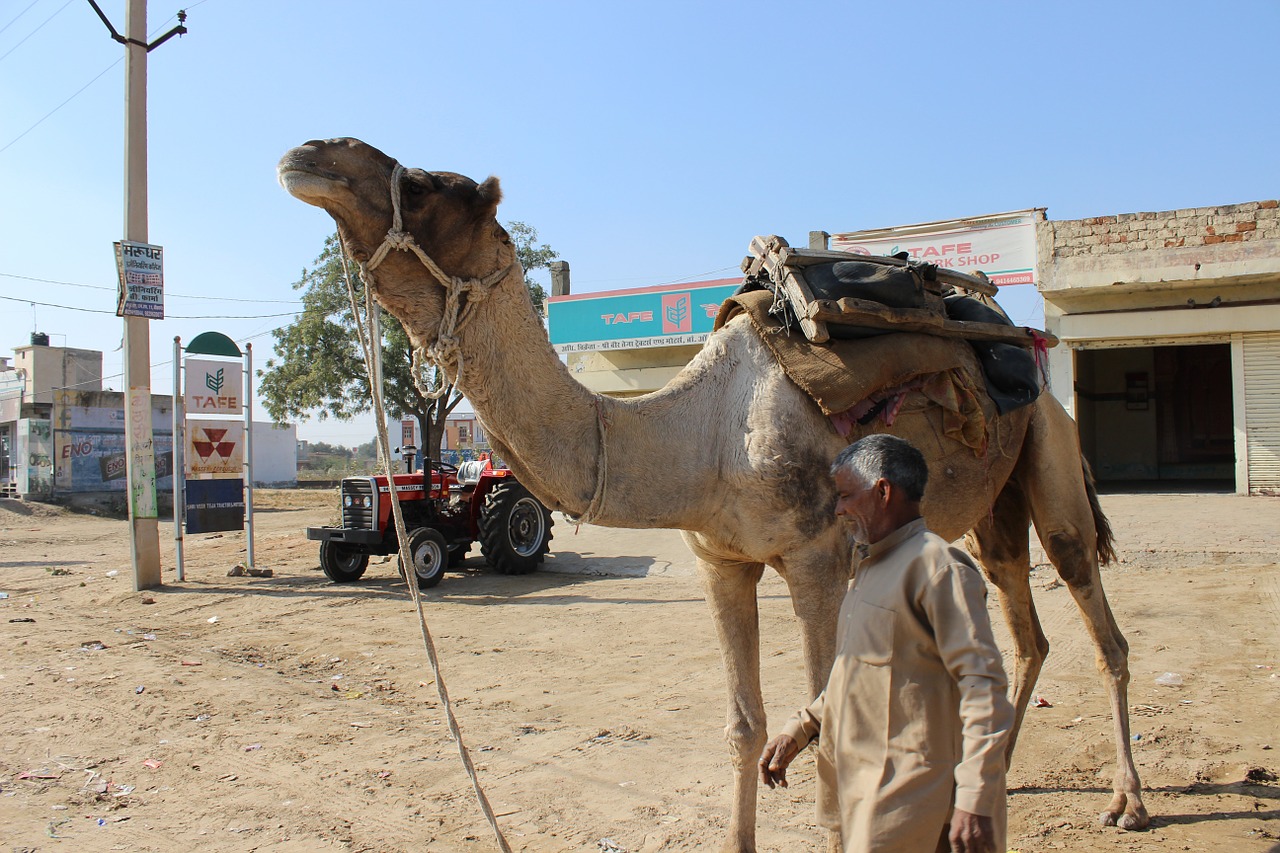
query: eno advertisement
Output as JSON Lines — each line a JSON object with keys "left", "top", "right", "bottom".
{"left": 53, "top": 390, "right": 174, "bottom": 493}
{"left": 829, "top": 209, "right": 1042, "bottom": 287}
{"left": 547, "top": 278, "right": 741, "bottom": 354}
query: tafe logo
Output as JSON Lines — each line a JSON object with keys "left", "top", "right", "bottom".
{"left": 661, "top": 293, "right": 692, "bottom": 334}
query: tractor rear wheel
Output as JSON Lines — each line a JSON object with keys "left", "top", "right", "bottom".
{"left": 478, "top": 482, "right": 553, "bottom": 575}
{"left": 319, "top": 541, "right": 369, "bottom": 583}
{"left": 399, "top": 527, "right": 448, "bottom": 589}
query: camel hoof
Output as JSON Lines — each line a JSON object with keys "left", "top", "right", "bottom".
{"left": 1098, "top": 811, "right": 1119, "bottom": 827}
{"left": 1118, "top": 810, "right": 1150, "bottom": 831}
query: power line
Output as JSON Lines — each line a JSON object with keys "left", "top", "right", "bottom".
{"left": 0, "top": 2, "right": 206, "bottom": 155}
{"left": 0, "top": 0, "right": 43, "bottom": 38}
{"left": 0, "top": 55, "right": 119, "bottom": 153}
{"left": 0, "top": 293, "right": 303, "bottom": 320}
{"left": 0, "top": 0, "right": 73, "bottom": 63}
{"left": 0, "top": 271, "right": 300, "bottom": 304}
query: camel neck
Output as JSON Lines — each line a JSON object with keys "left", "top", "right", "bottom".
{"left": 448, "top": 269, "right": 598, "bottom": 512}
{"left": 438, "top": 266, "right": 713, "bottom": 530}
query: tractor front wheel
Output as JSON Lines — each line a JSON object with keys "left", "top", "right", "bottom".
{"left": 478, "top": 482, "right": 553, "bottom": 575}
{"left": 399, "top": 527, "right": 448, "bottom": 589}
{"left": 319, "top": 541, "right": 369, "bottom": 583}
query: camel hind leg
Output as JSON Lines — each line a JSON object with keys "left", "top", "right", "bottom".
{"left": 964, "top": 476, "right": 1048, "bottom": 763}
{"left": 1020, "top": 398, "right": 1149, "bottom": 830}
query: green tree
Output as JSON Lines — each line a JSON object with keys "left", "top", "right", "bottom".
{"left": 259, "top": 223, "right": 557, "bottom": 462}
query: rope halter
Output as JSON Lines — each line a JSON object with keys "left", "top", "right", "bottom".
{"left": 355, "top": 162, "right": 515, "bottom": 399}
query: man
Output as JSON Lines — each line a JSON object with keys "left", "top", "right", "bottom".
{"left": 759, "top": 434, "right": 1013, "bottom": 853}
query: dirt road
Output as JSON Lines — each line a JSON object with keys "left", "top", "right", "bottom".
{"left": 1, "top": 492, "right": 1277, "bottom": 852}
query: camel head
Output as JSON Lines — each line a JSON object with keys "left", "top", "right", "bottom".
{"left": 277, "top": 138, "right": 513, "bottom": 349}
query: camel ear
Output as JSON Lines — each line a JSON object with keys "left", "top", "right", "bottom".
{"left": 477, "top": 176, "right": 502, "bottom": 213}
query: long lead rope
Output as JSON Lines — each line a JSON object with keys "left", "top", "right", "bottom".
{"left": 339, "top": 235, "right": 513, "bottom": 853}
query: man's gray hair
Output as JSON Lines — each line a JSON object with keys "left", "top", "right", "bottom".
{"left": 831, "top": 434, "right": 929, "bottom": 502}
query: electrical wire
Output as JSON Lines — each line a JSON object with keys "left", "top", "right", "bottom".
{"left": 0, "top": 271, "right": 300, "bottom": 303}
{"left": 0, "top": 0, "right": 42, "bottom": 38}
{"left": 0, "top": 293, "right": 302, "bottom": 320}
{"left": 0, "top": 0, "right": 73, "bottom": 63}
{"left": 0, "top": 2, "right": 206, "bottom": 154}
{"left": 0, "top": 56, "right": 119, "bottom": 153}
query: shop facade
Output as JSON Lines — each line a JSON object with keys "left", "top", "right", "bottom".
{"left": 1038, "top": 201, "right": 1280, "bottom": 494}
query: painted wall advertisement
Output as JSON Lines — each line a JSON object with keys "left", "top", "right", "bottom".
{"left": 115, "top": 240, "right": 164, "bottom": 319}
{"left": 547, "top": 278, "right": 741, "bottom": 354}
{"left": 185, "top": 359, "right": 243, "bottom": 415}
{"left": 19, "top": 419, "right": 53, "bottom": 497}
{"left": 829, "top": 209, "right": 1042, "bottom": 287}
{"left": 53, "top": 391, "right": 173, "bottom": 493}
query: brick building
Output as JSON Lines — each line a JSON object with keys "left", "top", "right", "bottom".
{"left": 1038, "top": 200, "right": 1280, "bottom": 494}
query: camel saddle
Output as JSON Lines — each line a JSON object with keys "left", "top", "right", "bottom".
{"left": 714, "top": 287, "right": 1043, "bottom": 453}
{"left": 728, "top": 236, "right": 1049, "bottom": 421}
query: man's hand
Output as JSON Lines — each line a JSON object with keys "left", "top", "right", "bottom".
{"left": 948, "top": 808, "right": 996, "bottom": 853}
{"left": 758, "top": 734, "right": 800, "bottom": 789}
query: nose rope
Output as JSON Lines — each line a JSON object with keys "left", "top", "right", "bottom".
{"left": 358, "top": 162, "right": 515, "bottom": 400}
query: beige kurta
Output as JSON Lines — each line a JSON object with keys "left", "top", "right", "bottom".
{"left": 780, "top": 518, "right": 1013, "bottom": 853}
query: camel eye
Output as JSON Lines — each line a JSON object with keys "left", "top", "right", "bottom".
{"left": 404, "top": 179, "right": 426, "bottom": 196}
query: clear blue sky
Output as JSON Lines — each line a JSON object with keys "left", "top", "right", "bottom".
{"left": 2, "top": 0, "right": 1276, "bottom": 446}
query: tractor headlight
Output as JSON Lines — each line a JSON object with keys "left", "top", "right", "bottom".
{"left": 343, "top": 495, "right": 353, "bottom": 507}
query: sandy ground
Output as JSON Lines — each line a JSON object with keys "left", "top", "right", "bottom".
{"left": 1, "top": 490, "right": 1277, "bottom": 852}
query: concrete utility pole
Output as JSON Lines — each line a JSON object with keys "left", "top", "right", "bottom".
{"left": 88, "top": 0, "right": 187, "bottom": 590}
{"left": 122, "top": 0, "right": 159, "bottom": 589}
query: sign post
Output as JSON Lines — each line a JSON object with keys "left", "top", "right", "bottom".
{"left": 172, "top": 336, "right": 185, "bottom": 581}
{"left": 243, "top": 343, "right": 255, "bottom": 570}
{"left": 183, "top": 333, "right": 248, "bottom": 557}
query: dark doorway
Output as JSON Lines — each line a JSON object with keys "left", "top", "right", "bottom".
{"left": 1074, "top": 343, "right": 1234, "bottom": 490}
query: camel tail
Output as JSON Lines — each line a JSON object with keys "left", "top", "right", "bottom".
{"left": 1082, "top": 456, "right": 1116, "bottom": 566}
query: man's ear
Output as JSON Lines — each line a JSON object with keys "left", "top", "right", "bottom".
{"left": 876, "top": 478, "right": 892, "bottom": 504}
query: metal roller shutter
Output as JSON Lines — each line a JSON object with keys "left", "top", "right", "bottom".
{"left": 1244, "top": 332, "right": 1280, "bottom": 493}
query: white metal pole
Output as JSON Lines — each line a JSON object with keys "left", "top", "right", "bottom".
{"left": 123, "top": 0, "right": 161, "bottom": 590}
{"left": 172, "top": 336, "right": 185, "bottom": 581}
{"left": 244, "top": 343, "right": 255, "bottom": 569}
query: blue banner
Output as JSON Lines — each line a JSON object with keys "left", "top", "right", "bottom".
{"left": 547, "top": 279, "right": 740, "bottom": 353}
{"left": 185, "top": 478, "right": 244, "bottom": 534}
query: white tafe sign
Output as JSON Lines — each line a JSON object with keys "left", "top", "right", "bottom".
{"left": 829, "top": 209, "right": 1042, "bottom": 287}
{"left": 185, "top": 359, "right": 243, "bottom": 415}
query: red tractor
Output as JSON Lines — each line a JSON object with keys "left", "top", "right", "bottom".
{"left": 306, "top": 454, "right": 554, "bottom": 588}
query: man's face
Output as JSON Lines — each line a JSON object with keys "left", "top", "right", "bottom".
{"left": 833, "top": 468, "right": 885, "bottom": 545}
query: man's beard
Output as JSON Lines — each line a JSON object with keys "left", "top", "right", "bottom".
{"left": 844, "top": 519, "right": 869, "bottom": 546}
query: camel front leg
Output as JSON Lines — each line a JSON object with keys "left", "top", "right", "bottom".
{"left": 778, "top": 551, "right": 849, "bottom": 853}
{"left": 694, "top": 553, "right": 767, "bottom": 853}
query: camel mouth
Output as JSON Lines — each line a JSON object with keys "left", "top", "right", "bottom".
{"left": 277, "top": 166, "right": 349, "bottom": 208}
{"left": 276, "top": 143, "right": 359, "bottom": 208}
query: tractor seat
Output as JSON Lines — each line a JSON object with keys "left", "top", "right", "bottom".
{"left": 456, "top": 459, "right": 487, "bottom": 486}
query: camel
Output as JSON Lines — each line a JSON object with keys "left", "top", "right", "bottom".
{"left": 278, "top": 137, "right": 1149, "bottom": 850}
